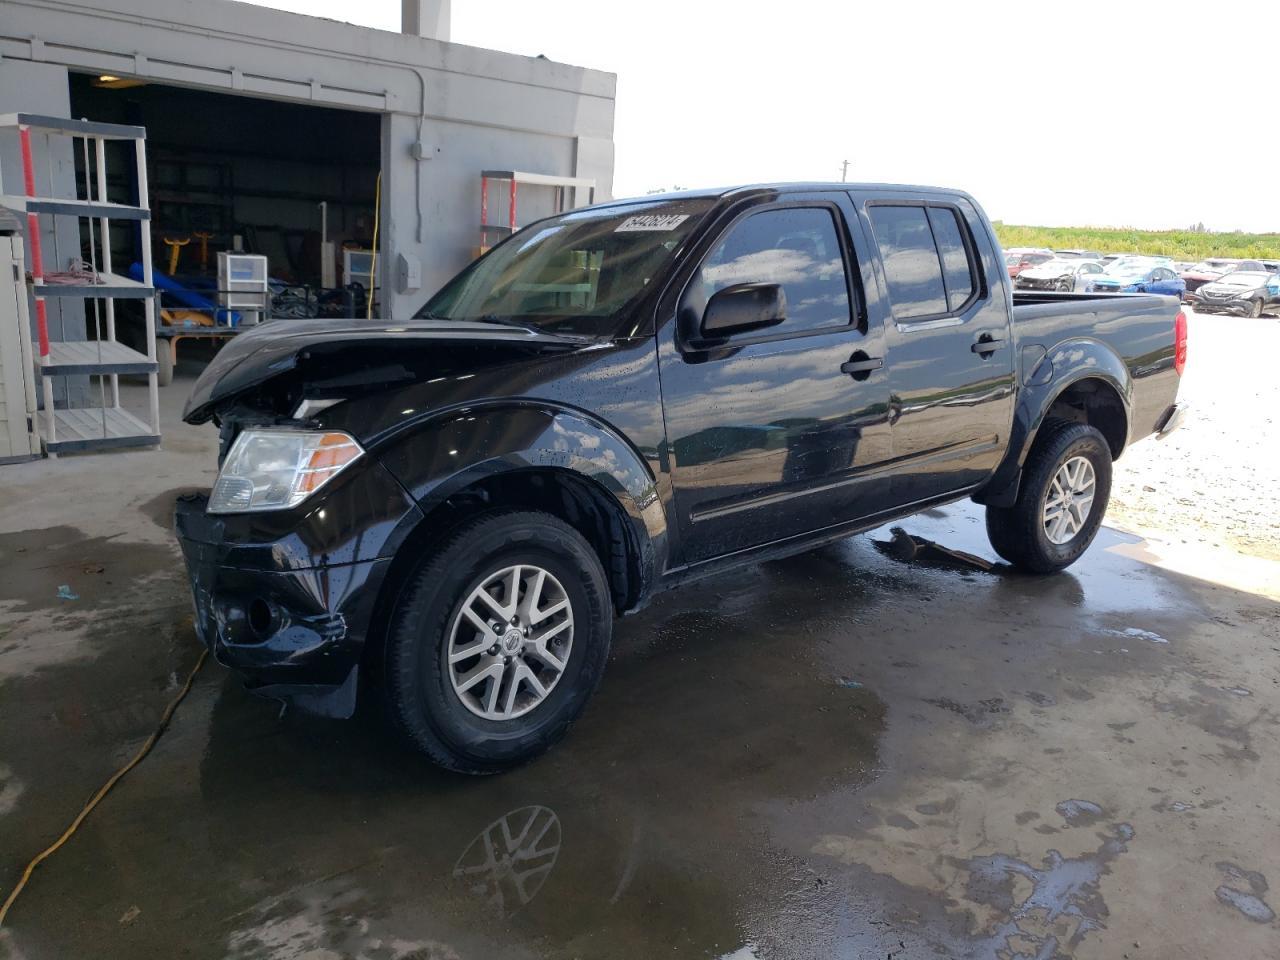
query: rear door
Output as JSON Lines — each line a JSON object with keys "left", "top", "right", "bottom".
{"left": 657, "top": 194, "right": 893, "bottom": 567}
{"left": 849, "top": 191, "right": 1016, "bottom": 505}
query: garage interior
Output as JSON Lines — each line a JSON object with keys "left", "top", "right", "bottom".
{"left": 70, "top": 74, "right": 382, "bottom": 322}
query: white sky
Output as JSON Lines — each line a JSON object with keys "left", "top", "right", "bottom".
{"left": 250, "top": 0, "right": 1274, "bottom": 232}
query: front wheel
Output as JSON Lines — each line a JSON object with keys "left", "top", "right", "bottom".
{"left": 386, "top": 509, "right": 613, "bottom": 774}
{"left": 1248, "top": 298, "right": 1263, "bottom": 319}
{"left": 985, "top": 420, "right": 1113, "bottom": 574}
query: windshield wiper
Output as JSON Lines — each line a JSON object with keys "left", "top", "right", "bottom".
{"left": 473, "top": 315, "right": 540, "bottom": 331}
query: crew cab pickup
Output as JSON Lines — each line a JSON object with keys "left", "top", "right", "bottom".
{"left": 176, "top": 183, "right": 1186, "bottom": 773}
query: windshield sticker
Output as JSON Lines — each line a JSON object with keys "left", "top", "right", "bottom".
{"left": 615, "top": 214, "right": 690, "bottom": 233}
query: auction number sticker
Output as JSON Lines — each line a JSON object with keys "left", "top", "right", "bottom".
{"left": 615, "top": 214, "right": 690, "bottom": 232}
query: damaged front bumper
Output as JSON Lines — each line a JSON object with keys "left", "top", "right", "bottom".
{"left": 173, "top": 461, "right": 423, "bottom": 717}
{"left": 1190, "top": 298, "right": 1249, "bottom": 315}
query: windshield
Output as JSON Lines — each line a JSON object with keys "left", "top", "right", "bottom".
{"left": 1034, "top": 259, "right": 1075, "bottom": 273}
{"left": 1101, "top": 260, "right": 1153, "bottom": 281}
{"left": 1219, "top": 272, "right": 1266, "bottom": 286}
{"left": 416, "top": 198, "right": 714, "bottom": 336}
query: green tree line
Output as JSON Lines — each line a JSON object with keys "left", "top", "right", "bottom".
{"left": 992, "top": 223, "right": 1280, "bottom": 261}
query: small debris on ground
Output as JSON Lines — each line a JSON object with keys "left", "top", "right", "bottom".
{"left": 55, "top": 584, "right": 79, "bottom": 601}
{"left": 874, "top": 527, "right": 994, "bottom": 572}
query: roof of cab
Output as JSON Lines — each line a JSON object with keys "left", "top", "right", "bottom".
{"left": 599, "top": 182, "right": 975, "bottom": 208}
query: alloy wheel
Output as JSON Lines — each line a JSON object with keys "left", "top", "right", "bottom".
{"left": 1042, "top": 455, "right": 1096, "bottom": 545}
{"left": 445, "top": 563, "right": 574, "bottom": 720}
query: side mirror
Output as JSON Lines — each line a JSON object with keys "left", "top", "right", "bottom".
{"left": 697, "top": 283, "right": 786, "bottom": 343}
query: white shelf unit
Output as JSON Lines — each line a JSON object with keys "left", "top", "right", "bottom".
{"left": 478, "top": 169, "right": 597, "bottom": 254}
{"left": 0, "top": 113, "right": 161, "bottom": 455}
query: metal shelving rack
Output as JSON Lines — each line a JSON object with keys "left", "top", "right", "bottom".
{"left": 0, "top": 113, "right": 160, "bottom": 455}
{"left": 478, "top": 170, "right": 597, "bottom": 255}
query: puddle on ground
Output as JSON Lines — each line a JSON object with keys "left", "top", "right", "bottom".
{"left": 2, "top": 500, "right": 1273, "bottom": 959}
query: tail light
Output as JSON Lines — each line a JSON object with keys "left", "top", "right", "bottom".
{"left": 1174, "top": 310, "right": 1187, "bottom": 376}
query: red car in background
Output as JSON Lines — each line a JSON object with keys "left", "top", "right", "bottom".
{"left": 1005, "top": 248, "right": 1055, "bottom": 279}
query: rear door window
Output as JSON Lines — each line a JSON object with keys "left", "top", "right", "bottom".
{"left": 867, "top": 205, "right": 948, "bottom": 319}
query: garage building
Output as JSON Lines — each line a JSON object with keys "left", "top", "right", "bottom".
{"left": 0, "top": 0, "right": 616, "bottom": 322}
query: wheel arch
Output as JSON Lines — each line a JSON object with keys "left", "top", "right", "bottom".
{"left": 360, "top": 403, "right": 668, "bottom": 682}
{"left": 975, "top": 338, "right": 1132, "bottom": 507}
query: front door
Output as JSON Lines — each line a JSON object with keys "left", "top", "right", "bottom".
{"left": 851, "top": 193, "right": 1016, "bottom": 505}
{"left": 657, "top": 196, "right": 893, "bottom": 567}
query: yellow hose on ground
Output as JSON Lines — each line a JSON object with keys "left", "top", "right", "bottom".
{"left": 0, "top": 647, "right": 209, "bottom": 929}
{"left": 367, "top": 171, "right": 381, "bottom": 320}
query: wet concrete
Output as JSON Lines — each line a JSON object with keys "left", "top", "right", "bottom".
{"left": 2, "top": 358, "right": 1280, "bottom": 959}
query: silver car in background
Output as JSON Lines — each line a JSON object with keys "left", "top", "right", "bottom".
{"left": 1014, "top": 258, "right": 1106, "bottom": 292}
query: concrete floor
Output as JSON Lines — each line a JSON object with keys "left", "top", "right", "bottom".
{"left": 1, "top": 322, "right": 1278, "bottom": 959}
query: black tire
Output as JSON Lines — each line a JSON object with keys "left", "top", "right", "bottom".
{"left": 155, "top": 336, "right": 174, "bottom": 387}
{"left": 386, "top": 509, "right": 613, "bottom": 774}
{"left": 1247, "top": 298, "right": 1263, "bottom": 319}
{"left": 985, "top": 419, "right": 1113, "bottom": 574}
{"left": 1056, "top": 279, "right": 1072, "bottom": 292}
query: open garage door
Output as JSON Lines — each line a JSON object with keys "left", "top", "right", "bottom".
{"left": 68, "top": 74, "right": 381, "bottom": 378}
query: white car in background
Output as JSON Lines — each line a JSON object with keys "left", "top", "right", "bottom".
{"left": 1014, "top": 258, "right": 1106, "bottom": 292}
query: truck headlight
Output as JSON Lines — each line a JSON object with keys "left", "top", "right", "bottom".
{"left": 208, "top": 429, "right": 364, "bottom": 514}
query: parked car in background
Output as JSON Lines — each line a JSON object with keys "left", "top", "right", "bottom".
{"left": 1102, "top": 252, "right": 1137, "bottom": 265}
{"left": 1052, "top": 248, "right": 1103, "bottom": 259}
{"left": 1260, "top": 259, "right": 1280, "bottom": 274}
{"left": 1193, "top": 270, "right": 1280, "bottom": 317}
{"left": 1015, "top": 258, "right": 1105, "bottom": 292}
{"left": 1180, "top": 258, "right": 1265, "bottom": 297}
{"left": 1005, "top": 248, "right": 1055, "bottom": 278}
{"left": 1089, "top": 259, "right": 1186, "bottom": 297}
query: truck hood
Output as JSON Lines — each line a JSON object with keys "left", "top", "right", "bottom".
{"left": 182, "top": 318, "right": 600, "bottom": 423}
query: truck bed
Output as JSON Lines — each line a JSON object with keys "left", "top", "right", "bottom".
{"left": 1010, "top": 289, "right": 1181, "bottom": 445}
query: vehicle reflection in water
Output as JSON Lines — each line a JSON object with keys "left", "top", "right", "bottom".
{"left": 452, "top": 805, "right": 562, "bottom": 919}
{"left": 194, "top": 550, "right": 891, "bottom": 960}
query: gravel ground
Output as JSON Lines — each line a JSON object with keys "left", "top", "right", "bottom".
{"left": 1108, "top": 307, "right": 1280, "bottom": 561}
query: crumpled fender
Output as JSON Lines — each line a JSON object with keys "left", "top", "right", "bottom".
{"left": 375, "top": 402, "right": 668, "bottom": 600}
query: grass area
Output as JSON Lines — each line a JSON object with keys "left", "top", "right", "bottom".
{"left": 991, "top": 224, "right": 1280, "bottom": 261}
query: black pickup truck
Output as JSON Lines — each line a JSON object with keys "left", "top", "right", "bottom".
{"left": 176, "top": 183, "right": 1186, "bottom": 773}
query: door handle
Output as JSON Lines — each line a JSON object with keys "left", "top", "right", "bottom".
{"left": 971, "top": 337, "right": 1007, "bottom": 354}
{"left": 840, "top": 357, "right": 883, "bottom": 374}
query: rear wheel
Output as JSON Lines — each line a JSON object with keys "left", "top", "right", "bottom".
{"left": 985, "top": 419, "right": 1112, "bottom": 573}
{"left": 386, "top": 510, "right": 613, "bottom": 774}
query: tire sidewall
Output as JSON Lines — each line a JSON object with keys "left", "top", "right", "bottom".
{"left": 1026, "top": 429, "right": 1112, "bottom": 568}
{"left": 392, "top": 513, "right": 611, "bottom": 769}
